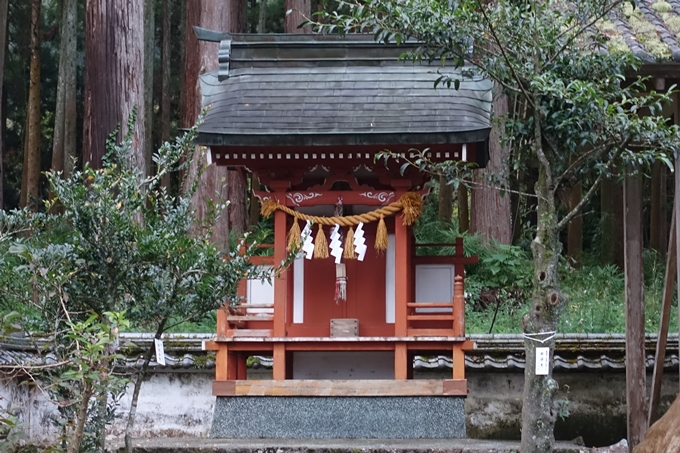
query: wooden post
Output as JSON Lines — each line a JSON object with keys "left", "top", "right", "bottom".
{"left": 675, "top": 95, "right": 680, "bottom": 395}
{"left": 272, "top": 183, "right": 289, "bottom": 380}
{"left": 648, "top": 209, "right": 676, "bottom": 427}
{"left": 624, "top": 172, "right": 646, "bottom": 448}
{"left": 215, "top": 345, "right": 228, "bottom": 381}
{"left": 453, "top": 276, "right": 465, "bottom": 337}
{"left": 393, "top": 180, "right": 411, "bottom": 380}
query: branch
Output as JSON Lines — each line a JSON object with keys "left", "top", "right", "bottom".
{"left": 552, "top": 142, "right": 612, "bottom": 191}
{"left": 473, "top": 0, "right": 534, "bottom": 108}
{"left": 556, "top": 138, "right": 629, "bottom": 231}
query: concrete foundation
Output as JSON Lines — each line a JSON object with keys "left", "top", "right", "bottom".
{"left": 210, "top": 396, "right": 466, "bottom": 439}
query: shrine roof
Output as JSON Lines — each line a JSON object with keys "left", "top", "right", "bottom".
{"left": 196, "top": 34, "right": 492, "bottom": 148}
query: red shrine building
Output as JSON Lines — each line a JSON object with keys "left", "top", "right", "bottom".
{"left": 197, "top": 32, "right": 492, "bottom": 439}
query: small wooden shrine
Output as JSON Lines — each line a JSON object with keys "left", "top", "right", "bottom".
{"left": 198, "top": 32, "right": 492, "bottom": 439}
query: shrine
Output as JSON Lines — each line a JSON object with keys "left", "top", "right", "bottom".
{"left": 197, "top": 32, "right": 492, "bottom": 439}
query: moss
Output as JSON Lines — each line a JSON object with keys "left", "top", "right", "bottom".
{"left": 662, "top": 14, "right": 680, "bottom": 37}
{"left": 622, "top": 2, "right": 672, "bottom": 59}
{"left": 652, "top": 1, "right": 673, "bottom": 12}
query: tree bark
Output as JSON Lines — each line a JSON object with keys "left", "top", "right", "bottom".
{"left": 50, "top": 0, "right": 78, "bottom": 210}
{"left": 20, "top": 0, "right": 41, "bottom": 210}
{"left": 566, "top": 181, "right": 582, "bottom": 268}
{"left": 438, "top": 176, "right": 453, "bottom": 224}
{"left": 67, "top": 381, "right": 94, "bottom": 453}
{"left": 257, "top": 0, "right": 267, "bottom": 32}
{"left": 84, "top": 0, "right": 146, "bottom": 173}
{"left": 457, "top": 185, "right": 469, "bottom": 232}
{"left": 520, "top": 102, "right": 562, "bottom": 453}
{"left": 161, "top": 1, "right": 172, "bottom": 144}
{"left": 285, "top": 0, "right": 311, "bottom": 33}
{"left": 249, "top": 173, "right": 261, "bottom": 227}
{"left": 649, "top": 161, "right": 667, "bottom": 256}
{"left": 624, "top": 171, "right": 646, "bottom": 449}
{"left": 124, "top": 319, "right": 167, "bottom": 453}
{"left": 0, "top": 0, "right": 8, "bottom": 210}
{"left": 470, "top": 88, "right": 512, "bottom": 244}
{"left": 182, "top": 0, "right": 247, "bottom": 249}
{"left": 143, "top": 0, "right": 155, "bottom": 176}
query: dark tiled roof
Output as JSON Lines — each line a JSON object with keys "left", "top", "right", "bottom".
{"left": 197, "top": 35, "right": 492, "bottom": 147}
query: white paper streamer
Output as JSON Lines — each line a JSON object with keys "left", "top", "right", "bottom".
{"left": 354, "top": 222, "right": 367, "bottom": 261}
{"left": 301, "top": 221, "right": 314, "bottom": 260}
{"left": 329, "top": 224, "right": 343, "bottom": 264}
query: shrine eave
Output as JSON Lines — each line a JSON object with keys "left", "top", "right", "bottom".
{"left": 197, "top": 128, "right": 491, "bottom": 148}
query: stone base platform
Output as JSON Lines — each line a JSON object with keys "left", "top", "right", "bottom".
{"left": 210, "top": 396, "right": 466, "bottom": 439}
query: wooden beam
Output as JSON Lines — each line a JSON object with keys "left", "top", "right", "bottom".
{"left": 624, "top": 172, "right": 646, "bottom": 448}
{"left": 212, "top": 380, "right": 235, "bottom": 396}
{"left": 443, "top": 379, "right": 468, "bottom": 396}
{"left": 648, "top": 209, "right": 676, "bottom": 427}
{"left": 212, "top": 379, "right": 460, "bottom": 396}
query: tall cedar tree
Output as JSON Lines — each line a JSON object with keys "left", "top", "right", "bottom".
{"left": 50, "top": 0, "right": 78, "bottom": 203}
{"left": 83, "top": 0, "right": 147, "bottom": 172}
{"left": 315, "top": 1, "right": 680, "bottom": 451}
{"left": 0, "top": 0, "right": 8, "bottom": 210}
{"left": 181, "top": 0, "right": 247, "bottom": 249}
{"left": 286, "top": 0, "right": 311, "bottom": 33}
{"left": 20, "top": 0, "right": 41, "bottom": 211}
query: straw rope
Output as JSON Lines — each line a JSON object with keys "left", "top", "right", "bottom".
{"left": 260, "top": 192, "right": 423, "bottom": 227}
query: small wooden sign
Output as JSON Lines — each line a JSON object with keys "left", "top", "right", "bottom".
{"left": 330, "top": 318, "right": 358, "bottom": 337}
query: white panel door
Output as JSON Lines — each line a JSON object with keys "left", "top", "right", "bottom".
{"left": 414, "top": 264, "right": 455, "bottom": 313}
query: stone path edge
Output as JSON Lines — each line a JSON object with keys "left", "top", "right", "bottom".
{"left": 110, "top": 438, "right": 586, "bottom": 453}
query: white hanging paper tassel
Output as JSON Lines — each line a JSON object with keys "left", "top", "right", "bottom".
{"left": 354, "top": 222, "right": 367, "bottom": 261}
{"left": 329, "top": 224, "right": 343, "bottom": 264}
{"left": 301, "top": 221, "right": 314, "bottom": 260}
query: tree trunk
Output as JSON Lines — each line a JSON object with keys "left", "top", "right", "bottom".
{"left": 249, "top": 173, "right": 261, "bottom": 227}
{"left": 124, "top": 319, "right": 167, "bottom": 453}
{"left": 470, "top": 88, "right": 512, "bottom": 244}
{"left": 624, "top": 172, "right": 646, "bottom": 449}
{"left": 612, "top": 178, "right": 625, "bottom": 268}
{"left": 0, "top": 0, "right": 8, "bottom": 210}
{"left": 50, "top": 0, "right": 77, "bottom": 210}
{"left": 181, "top": 0, "right": 246, "bottom": 250}
{"left": 457, "top": 185, "right": 469, "bottom": 232}
{"left": 438, "top": 175, "right": 453, "bottom": 224}
{"left": 159, "top": 0, "right": 172, "bottom": 188}
{"left": 144, "top": 0, "right": 155, "bottom": 176}
{"left": 161, "top": 1, "right": 172, "bottom": 144}
{"left": 649, "top": 161, "right": 667, "bottom": 256}
{"left": 520, "top": 107, "right": 562, "bottom": 453}
{"left": 257, "top": 0, "right": 267, "bottom": 32}
{"left": 20, "top": 0, "right": 41, "bottom": 210}
{"left": 567, "top": 181, "right": 582, "bottom": 268}
{"left": 67, "top": 381, "right": 94, "bottom": 453}
{"left": 84, "top": 0, "right": 146, "bottom": 173}
{"left": 285, "top": 0, "right": 311, "bottom": 33}
{"left": 600, "top": 179, "right": 614, "bottom": 265}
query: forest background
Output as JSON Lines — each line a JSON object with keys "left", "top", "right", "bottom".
{"left": 0, "top": 0, "right": 678, "bottom": 337}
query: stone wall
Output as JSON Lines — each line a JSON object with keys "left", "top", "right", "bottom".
{"left": 2, "top": 367, "right": 677, "bottom": 447}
